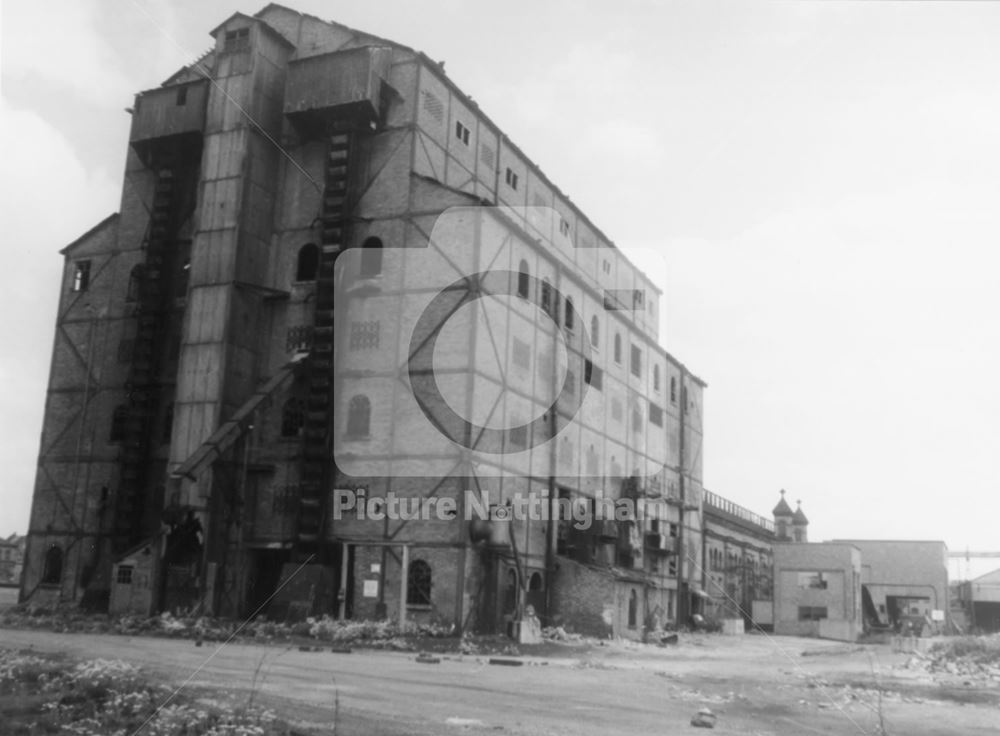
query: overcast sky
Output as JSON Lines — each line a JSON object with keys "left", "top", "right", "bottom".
{"left": 1, "top": 1, "right": 997, "bottom": 578}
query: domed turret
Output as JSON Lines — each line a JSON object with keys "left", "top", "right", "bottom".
{"left": 792, "top": 499, "right": 809, "bottom": 542}
{"left": 773, "top": 489, "right": 794, "bottom": 541}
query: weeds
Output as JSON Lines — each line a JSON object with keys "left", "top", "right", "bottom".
{"left": 0, "top": 649, "right": 284, "bottom": 736}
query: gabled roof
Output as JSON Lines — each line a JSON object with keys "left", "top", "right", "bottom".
{"left": 772, "top": 490, "right": 793, "bottom": 517}
{"left": 209, "top": 11, "right": 294, "bottom": 48}
{"left": 254, "top": 3, "right": 416, "bottom": 55}
{"left": 59, "top": 213, "right": 119, "bottom": 256}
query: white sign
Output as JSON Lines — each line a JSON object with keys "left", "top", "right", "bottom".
{"left": 931, "top": 609, "right": 945, "bottom": 622}
{"left": 363, "top": 580, "right": 379, "bottom": 598}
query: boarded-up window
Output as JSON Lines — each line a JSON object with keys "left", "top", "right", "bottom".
{"left": 479, "top": 143, "right": 495, "bottom": 169}
{"left": 346, "top": 395, "right": 371, "bottom": 437}
{"left": 407, "top": 560, "right": 432, "bottom": 606}
{"left": 422, "top": 91, "right": 444, "bottom": 123}
{"left": 224, "top": 27, "right": 250, "bottom": 52}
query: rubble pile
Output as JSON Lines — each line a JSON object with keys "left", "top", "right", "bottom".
{"left": 542, "top": 626, "right": 583, "bottom": 642}
{"left": 904, "top": 635, "right": 1000, "bottom": 684}
{"left": 0, "top": 606, "right": 453, "bottom": 647}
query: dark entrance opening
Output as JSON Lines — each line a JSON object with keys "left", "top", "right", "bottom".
{"left": 246, "top": 548, "right": 290, "bottom": 618}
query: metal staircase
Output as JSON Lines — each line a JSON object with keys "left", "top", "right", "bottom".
{"left": 296, "top": 130, "right": 352, "bottom": 550}
{"left": 114, "top": 165, "right": 176, "bottom": 549}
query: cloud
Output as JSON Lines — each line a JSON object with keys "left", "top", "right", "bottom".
{"left": 0, "top": 98, "right": 119, "bottom": 535}
{"left": 2, "top": 0, "right": 135, "bottom": 106}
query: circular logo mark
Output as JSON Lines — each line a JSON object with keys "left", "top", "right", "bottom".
{"left": 407, "top": 270, "right": 592, "bottom": 453}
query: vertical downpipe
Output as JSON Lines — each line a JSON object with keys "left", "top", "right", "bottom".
{"left": 677, "top": 368, "right": 687, "bottom": 625}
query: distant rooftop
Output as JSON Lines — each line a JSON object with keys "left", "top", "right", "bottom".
{"left": 704, "top": 490, "right": 774, "bottom": 535}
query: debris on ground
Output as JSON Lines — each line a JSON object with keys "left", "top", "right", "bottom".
{"left": 542, "top": 626, "right": 583, "bottom": 642}
{"left": 690, "top": 707, "right": 717, "bottom": 728}
{"left": 901, "top": 635, "right": 1000, "bottom": 685}
{"left": 0, "top": 648, "right": 286, "bottom": 734}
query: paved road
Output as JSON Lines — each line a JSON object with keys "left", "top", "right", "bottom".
{"left": 2, "top": 628, "right": 997, "bottom": 735}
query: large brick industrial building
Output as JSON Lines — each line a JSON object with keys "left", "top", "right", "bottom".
{"left": 21, "top": 4, "right": 714, "bottom": 637}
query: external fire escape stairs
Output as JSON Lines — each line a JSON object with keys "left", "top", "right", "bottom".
{"left": 115, "top": 161, "right": 182, "bottom": 551}
{"left": 295, "top": 129, "right": 353, "bottom": 554}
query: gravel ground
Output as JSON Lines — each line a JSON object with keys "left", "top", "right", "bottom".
{"left": 1, "top": 627, "right": 998, "bottom": 735}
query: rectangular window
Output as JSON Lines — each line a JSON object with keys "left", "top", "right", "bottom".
{"left": 584, "top": 360, "right": 603, "bottom": 390}
{"left": 630, "top": 345, "right": 642, "bottom": 377}
{"left": 224, "top": 27, "right": 250, "bottom": 51}
{"left": 479, "top": 142, "right": 495, "bottom": 169}
{"left": 559, "top": 218, "right": 570, "bottom": 236}
{"left": 797, "top": 572, "right": 828, "bottom": 590}
{"left": 798, "top": 606, "right": 828, "bottom": 621}
{"left": 668, "top": 557, "right": 677, "bottom": 577}
{"left": 512, "top": 338, "right": 531, "bottom": 369}
{"left": 72, "top": 260, "right": 91, "bottom": 292}
{"left": 422, "top": 90, "right": 445, "bottom": 123}
{"left": 175, "top": 86, "right": 187, "bottom": 106}
{"left": 116, "top": 565, "right": 133, "bottom": 585}
{"left": 649, "top": 403, "right": 663, "bottom": 427}
{"left": 505, "top": 167, "right": 519, "bottom": 190}
{"left": 611, "top": 397, "right": 623, "bottom": 422}
{"left": 455, "top": 120, "right": 470, "bottom": 145}
{"left": 286, "top": 325, "right": 313, "bottom": 353}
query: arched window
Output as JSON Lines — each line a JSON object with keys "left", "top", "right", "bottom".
{"left": 614, "top": 333, "right": 622, "bottom": 364}
{"left": 653, "top": 365, "right": 661, "bottom": 392}
{"left": 346, "top": 395, "right": 371, "bottom": 437}
{"left": 110, "top": 405, "right": 128, "bottom": 442}
{"left": 126, "top": 265, "right": 143, "bottom": 302}
{"left": 42, "top": 546, "right": 63, "bottom": 585}
{"left": 407, "top": 559, "right": 432, "bottom": 605}
{"left": 504, "top": 568, "right": 518, "bottom": 613}
{"left": 590, "top": 315, "right": 599, "bottom": 347}
{"left": 517, "top": 259, "right": 530, "bottom": 299}
{"left": 360, "top": 236, "right": 383, "bottom": 277}
{"left": 627, "top": 588, "right": 638, "bottom": 628}
{"left": 564, "top": 296, "right": 574, "bottom": 330}
{"left": 281, "top": 398, "right": 304, "bottom": 438}
{"left": 529, "top": 572, "right": 543, "bottom": 591}
{"left": 296, "top": 243, "right": 319, "bottom": 281}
